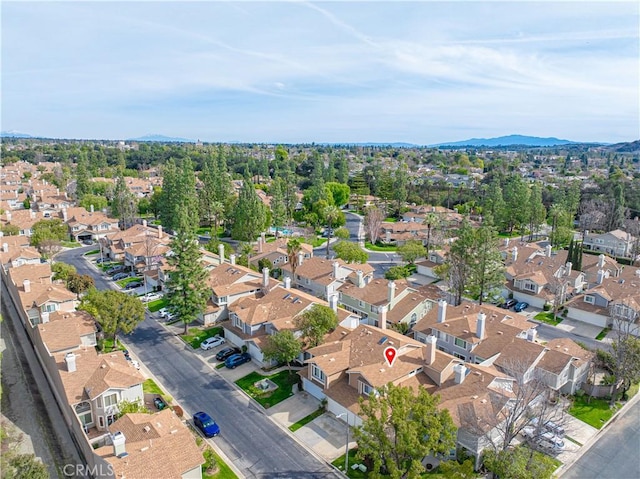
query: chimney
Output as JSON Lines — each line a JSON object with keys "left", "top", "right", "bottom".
{"left": 56, "top": 187, "right": 59, "bottom": 195}
{"left": 329, "top": 293, "right": 338, "bottom": 313}
{"left": 284, "top": 276, "right": 291, "bottom": 289}
{"left": 65, "top": 352, "right": 77, "bottom": 373}
{"left": 262, "top": 267, "right": 270, "bottom": 288}
{"left": 387, "top": 281, "right": 396, "bottom": 306}
{"left": 229, "top": 254, "right": 236, "bottom": 265}
{"left": 356, "top": 270, "right": 364, "bottom": 288}
{"left": 258, "top": 236, "right": 263, "bottom": 254}
{"left": 565, "top": 262, "right": 572, "bottom": 276}
{"left": 545, "top": 244, "right": 552, "bottom": 257}
{"left": 62, "top": 208, "right": 67, "bottom": 221}
{"left": 218, "top": 243, "right": 225, "bottom": 265}
{"left": 111, "top": 431, "right": 127, "bottom": 458}
{"left": 426, "top": 335, "right": 437, "bottom": 365}
{"left": 23, "top": 279, "right": 31, "bottom": 293}
{"left": 5, "top": 211, "right": 11, "bottom": 222}
{"left": 41, "top": 311, "right": 50, "bottom": 324}
{"left": 2, "top": 243, "right": 8, "bottom": 253}
{"left": 504, "top": 238, "right": 510, "bottom": 247}
{"left": 598, "top": 254, "right": 605, "bottom": 268}
{"left": 454, "top": 364, "right": 467, "bottom": 384}
{"left": 526, "top": 329, "right": 538, "bottom": 343}
{"left": 476, "top": 312, "right": 486, "bottom": 340}
{"left": 596, "top": 269, "right": 605, "bottom": 284}
{"left": 297, "top": 251, "right": 304, "bottom": 266}
{"left": 512, "top": 246, "right": 518, "bottom": 262}
{"left": 157, "top": 225, "right": 163, "bottom": 238}
{"left": 437, "top": 299, "right": 447, "bottom": 323}
{"left": 90, "top": 204, "right": 94, "bottom": 213}
{"left": 261, "top": 232, "right": 266, "bottom": 245}
{"left": 635, "top": 269, "right": 640, "bottom": 278}
{"left": 30, "top": 210, "right": 35, "bottom": 219}
{"left": 142, "top": 219, "right": 147, "bottom": 227}
{"left": 332, "top": 261, "right": 340, "bottom": 279}
{"left": 378, "top": 305, "right": 388, "bottom": 330}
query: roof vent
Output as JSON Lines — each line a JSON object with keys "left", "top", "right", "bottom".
{"left": 329, "top": 358, "right": 335, "bottom": 361}
{"left": 471, "top": 395, "right": 478, "bottom": 399}
{"left": 378, "top": 336, "right": 388, "bottom": 345}
{"left": 143, "top": 426, "right": 151, "bottom": 432}
{"left": 497, "top": 331, "right": 503, "bottom": 335}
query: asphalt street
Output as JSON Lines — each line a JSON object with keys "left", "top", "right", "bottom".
{"left": 57, "top": 247, "right": 341, "bottom": 479}
{"left": 560, "top": 398, "right": 640, "bottom": 479}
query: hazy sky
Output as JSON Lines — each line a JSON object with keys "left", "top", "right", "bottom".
{"left": 2, "top": 1, "right": 638, "bottom": 144}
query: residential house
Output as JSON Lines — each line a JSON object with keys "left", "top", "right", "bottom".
{"left": 338, "top": 278, "right": 435, "bottom": 329}
{"left": 64, "top": 206, "right": 121, "bottom": 243}
{"left": 583, "top": 229, "right": 637, "bottom": 258}
{"left": 0, "top": 209, "right": 49, "bottom": 236}
{"left": 565, "top": 266, "right": 640, "bottom": 330}
{"left": 35, "top": 310, "right": 98, "bottom": 356}
{"left": 95, "top": 410, "right": 204, "bottom": 479}
{"left": 282, "top": 256, "right": 374, "bottom": 300}
{"left": 415, "top": 249, "right": 447, "bottom": 279}
{"left": 101, "top": 222, "right": 166, "bottom": 262}
{"left": 248, "top": 235, "right": 313, "bottom": 271}
{"left": 413, "top": 300, "right": 534, "bottom": 364}
{"left": 0, "top": 234, "right": 40, "bottom": 270}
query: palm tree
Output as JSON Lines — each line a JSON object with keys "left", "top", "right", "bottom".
{"left": 287, "top": 238, "right": 302, "bottom": 277}
{"left": 423, "top": 212, "right": 440, "bottom": 253}
{"left": 209, "top": 201, "right": 224, "bottom": 238}
{"left": 323, "top": 205, "right": 341, "bottom": 259}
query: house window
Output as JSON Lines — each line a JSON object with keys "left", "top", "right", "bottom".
{"left": 42, "top": 304, "right": 57, "bottom": 313}
{"left": 359, "top": 300, "right": 364, "bottom": 307}
{"left": 96, "top": 396, "right": 102, "bottom": 408}
{"left": 361, "top": 382, "right": 374, "bottom": 396}
{"left": 524, "top": 282, "right": 537, "bottom": 292}
{"left": 454, "top": 338, "right": 467, "bottom": 349}
{"left": 98, "top": 417, "right": 104, "bottom": 428}
{"left": 584, "top": 295, "right": 595, "bottom": 305}
{"left": 453, "top": 352, "right": 466, "bottom": 360}
{"left": 103, "top": 393, "right": 118, "bottom": 407}
{"left": 311, "top": 364, "right": 326, "bottom": 383}
{"left": 75, "top": 402, "right": 92, "bottom": 426}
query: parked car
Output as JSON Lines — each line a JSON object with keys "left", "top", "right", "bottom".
{"left": 106, "top": 266, "right": 125, "bottom": 276}
{"left": 501, "top": 299, "right": 518, "bottom": 309}
{"left": 141, "top": 292, "right": 162, "bottom": 303}
{"left": 82, "top": 239, "right": 94, "bottom": 245}
{"left": 123, "top": 349, "right": 131, "bottom": 361}
{"left": 125, "top": 281, "right": 143, "bottom": 290}
{"left": 96, "top": 257, "right": 108, "bottom": 264}
{"left": 215, "top": 347, "right": 241, "bottom": 361}
{"left": 529, "top": 417, "right": 565, "bottom": 437}
{"left": 154, "top": 396, "right": 167, "bottom": 410}
{"left": 201, "top": 335, "right": 225, "bottom": 350}
{"left": 224, "top": 352, "right": 252, "bottom": 369}
{"left": 514, "top": 301, "right": 530, "bottom": 312}
{"left": 193, "top": 411, "right": 220, "bottom": 437}
{"left": 112, "top": 272, "right": 130, "bottom": 281}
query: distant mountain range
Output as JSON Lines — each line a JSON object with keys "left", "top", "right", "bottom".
{"left": 431, "top": 135, "right": 579, "bottom": 147}
{"left": 126, "top": 134, "right": 195, "bottom": 143}
{"left": 1, "top": 130, "right": 33, "bottom": 138}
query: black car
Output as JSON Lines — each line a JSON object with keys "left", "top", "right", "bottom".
{"left": 501, "top": 299, "right": 518, "bottom": 309}
{"left": 215, "top": 347, "right": 241, "bottom": 361}
{"left": 106, "top": 266, "right": 125, "bottom": 276}
{"left": 154, "top": 396, "right": 167, "bottom": 410}
{"left": 125, "top": 281, "right": 143, "bottom": 290}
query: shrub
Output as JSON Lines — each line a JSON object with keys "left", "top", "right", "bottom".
{"left": 203, "top": 448, "right": 217, "bottom": 472}
{"left": 543, "top": 303, "right": 551, "bottom": 311}
{"left": 172, "top": 405, "right": 184, "bottom": 418}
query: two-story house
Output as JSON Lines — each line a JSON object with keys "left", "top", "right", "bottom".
{"left": 415, "top": 249, "right": 447, "bottom": 279}
{"left": 65, "top": 206, "right": 120, "bottom": 243}
{"left": 282, "top": 256, "right": 374, "bottom": 300}
{"left": 413, "top": 300, "right": 534, "bottom": 364}
{"left": 1, "top": 209, "right": 49, "bottom": 236}
{"left": 248, "top": 235, "right": 313, "bottom": 271}
{"left": 338, "top": 278, "right": 435, "bottom": 329}
{"left": 0, "top": 235, "right": 40, "bottom": 271}
{"left": 101, "top": 222, "right": 166, "bottom": 262}
{"left": 583, "top": 229, "right": 637, "bottom": 259}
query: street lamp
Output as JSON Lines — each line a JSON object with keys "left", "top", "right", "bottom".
{"left": 336, "top": 413, "right": 350, "bottom": 472}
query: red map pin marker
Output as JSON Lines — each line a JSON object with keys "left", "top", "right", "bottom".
{"left": 384, "top": 346, "right": 397, "bottom": 367}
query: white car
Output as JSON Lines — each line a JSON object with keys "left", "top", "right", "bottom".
{"left": 141, "top": 292, "right": 162, "bottom": 303}
{"left": 200, "top": 335, "right": 226, "bottom": 350}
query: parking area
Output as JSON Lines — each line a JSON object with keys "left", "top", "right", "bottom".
{"left": 555, "top": 318, "right": 603, "bottom": 339}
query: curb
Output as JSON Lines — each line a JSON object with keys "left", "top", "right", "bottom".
{"left": 554, "top": 389, "right": 640, "bottom": 477}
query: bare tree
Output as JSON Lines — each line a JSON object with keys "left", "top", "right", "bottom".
{"left": 546, "top": 274, "right": 569, "bottom": 321}
{"left": 605, "top": 302, "right": 640, "bottom": 404}
{"left": 623, "top": 217, "right": 640, "bottom": 265}
{"left": 363, "top": 205, "right": 384, "bottom": 244}
{"left": 578, "top": 199, "right": 607, "bottom": 236}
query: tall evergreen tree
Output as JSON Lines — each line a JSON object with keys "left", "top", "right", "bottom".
{"left": 231, "top": 174, "right": 267, "bottom": 242}
{"left": 166, "top": 228, "right": 209, "bottom": 334}
{"left": 270, "top": 178, "right": 287, "bottom": 236}
{"left": 111, "top": 174, "right": 137, "bottom": 229}
{"left": 75, "top": 152, "right": 91, "bottom": 200}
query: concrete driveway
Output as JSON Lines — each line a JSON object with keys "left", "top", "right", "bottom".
{"left": 556, "top": 414, "right": 599, "bottom": 465}
{"left": 293, "top": 413, "right": 357, "bottom": 462}
{"left": 555, "top": 318, "right": 604, "bottom": 339}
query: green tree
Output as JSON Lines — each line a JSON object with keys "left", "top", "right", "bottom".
{"left": 435, "top": 459, "right": 476, "bottom": 479}
{"left": 79, "top": 289, "right": 145, "bottom": 343}
{"left": 422, "top": 212, "right": 440, "bottom": 253}
{"left": 269, "top": 178, "right": 287, "bottom": 236}
{"left": 385, "top": 266, "right": 410, "bottom": 280}
{"left": 232, "top": 175, "right": 267, "bottom": 242}
{"left": 111, "top": 174, "right": 137, "bottom": 229}
{"left": 326, "top": 182, "right": 351, "bottom": 207}
{"left": 295, "top": 304, "right": 338, "bottom": 347}
{"left": 525, "top": 183, "right": 546, "bottom": 240}
{"left": 79, "top": 194, "right": 108, "bottom": 212}
{"left": 484, "top": 446, "right": 557, "bottom": 479}
{"left": 397, "top": 240, "right": 426, "bottom": 265}
{"left": 2, "top": 454, "right": 49, "bottom": 479}
{"left": 66, "top": 273, "right": 95, "bottom": 298}
{"left": 333, "top": 241, "right": 368, "bottom": 264}
{"left": 166, "top": 229, "right": 210, "bottom": 334}
{"left": 287, "top": 238, "right": 302, "bottom": 277}
{"left": 468, "top": 225, "right": 505, "bottom": 304}
{"left": 30, "top": 219, "right": 69, "bottom": 253}
{"left": 391, "top": 162, "right": 409, "bottom": 217}
{"left": 435, "top": 221, "right": 474, "bottom": 305}
{"left": 75, "top": 152, "right": 91, "bottom": 200}
{"left": 262, "top": 330, "right": 302, "bottom": 373}
{"left": 354, "top": 383, "right": 457, "bottom": 479}
{"left": 52, "top": 262, "right": 77, "bottom": 281}
{"left": 116, "top": 399, "right": 150, "bottom": 418}
{"left": 323, "top": 205, "right": 345, "bottom": 259}
{"left": 334, "top": 226, "right": 350, "bottom": 240}
{"left": 0, "top": 224, "right": 19, "bottom": 236}
{"left": 502, "top": 174, "right": 530, "bottom": 234}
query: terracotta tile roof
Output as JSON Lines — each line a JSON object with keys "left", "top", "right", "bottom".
{"left": 205, "top": 263, "right": 261, "bottom": 290}
{"left": 282, "top": 257, "right": 374, "bottom": 284}
{"left": 494, "top": 338, "right": 546, "bottom": 371}
{"left": 339, "top": 278, "right": 411, "bottom": 306}
{"left": 0, "top": 244, "right": 40, "bottom": 265}
{"left": 543, "top": 338, "right": 594, "bottom": 370}
{"left": 37, "top": 311, "right": 96, "bottom": 353}
{"left": 8, "top": 262, "right": 52, "bottom": 286}
{"left": 18, "top": 282, "right": 76, "bottom": 311}
{"left": 231, "top": 286, "right": 316, "bottom": 326}
{"left": 54, "top": 349, "right": 143, "bottom": 405}
{"left": 95, "top": 409, "right": 204, "bottom": 479}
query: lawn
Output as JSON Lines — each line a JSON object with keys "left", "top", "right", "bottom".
{"left": 365, "top": 242, "right": 397, "bottom": 252}
{"left": 595, "top": 327, "right": 611, "bottom": 341}
{"left": 116, "top": 276, "right": 142, "bottom": 288}
{"left": 181, "top": 326, "right": 223, "bottom": 349}
{"left": 84, "top": 249, "right": 100, "bottom": 255}
{"left": 143, "top": 378, "right": 165, "bottom": 396}
{"left": 61, "top": 241, "right": 82, "bottom": 248}
{"left": 99, "top": 262, "right": 123, "bottom": 272}
{"left": 235, "top": 370, "right": 297, "bottom": 408}
{"left": 289, "top": 407, "right": 325, "bottom": 432}
{"left": 569, "top": 395, "right": 618, "bottom": 429}
{"left": 303, "top": 237, "right": 327, "bottom": 248}
{"left": 331, "top": 449, "right": 367, "bottom": 478}
{"left": 147, "top": 298, "right": 168, "bottom": 312}
{"left": 203, "top": 450, "right": 238, "bottom": 479}
{"left": 383, "top": 217, "right": 397, "bottom": 223}
{"left": 534, "top": 312, "right": 564, "bottom": 326}
{"left": 99, "top": 337, "right": 126, "bottom": 353}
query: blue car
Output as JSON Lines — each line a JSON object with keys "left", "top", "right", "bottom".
{"left": 514, "top": 301, "right": 529, "bottom": 312}
{"left": 193, "top": 411, "right": 220, "bottom": 437}
{"left": 224, "top": 352, "right": 251, "bottom": 369}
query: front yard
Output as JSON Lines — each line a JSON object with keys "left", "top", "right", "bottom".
{"left": 534, "top": 312, "right": 564, "bottom": 326}
{"left": 180, "top": 326, "right": 223, "bottom": 349}
{"left": 568, "top": 395, "right": 619, "bottom": 429}
{"left": 147, "top": 298, "right": 168, "bottom": 312}
{"left": 116, "top": 276, "right": 142, "bottom": 288}
{"left": 365, "top": 241, "right": 397, "bottom": 252}
{"left": 235, "top": 370, "right": 297, "bottom": 408}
